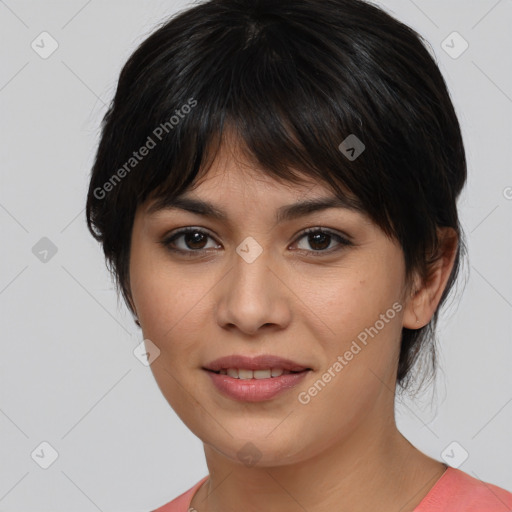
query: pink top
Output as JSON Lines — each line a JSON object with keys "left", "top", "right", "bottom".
{"left": 152, "top": 467, "right": 512, "bottom": 512}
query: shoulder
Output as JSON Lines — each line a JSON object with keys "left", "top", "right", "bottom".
{"left": 415, "top": 467, "right": 512, "bottom": 511}
{"left": 151, "top": 476, "right": 209, "bottom": 512}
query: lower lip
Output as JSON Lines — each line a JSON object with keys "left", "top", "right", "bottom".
{"left": 205, "top": 370, "right": 310, "bottom": 402}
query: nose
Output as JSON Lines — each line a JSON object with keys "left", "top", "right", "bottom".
{"left": 214, "top": 242, "right": 292, "bottom": 336}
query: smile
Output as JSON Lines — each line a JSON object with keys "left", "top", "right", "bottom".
{"left": 210, "top": 368, "right": 301, "bottom": 379}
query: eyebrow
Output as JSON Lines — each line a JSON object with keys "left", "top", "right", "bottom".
{"left": 146, "top": 194, "right": 366, "bottom": 223}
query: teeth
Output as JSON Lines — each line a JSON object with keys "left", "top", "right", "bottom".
{"left": 220, "top": 368, "right": 289, "bottom": 379}
{"left": 253, "top": 369, "right": 271, "bottom": 379}
{"left": 238, "top": 369, "right": 253, "bottom": 380}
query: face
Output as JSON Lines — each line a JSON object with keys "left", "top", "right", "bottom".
{"left": 128, "top": 142, "right": 414, "bottom": 467}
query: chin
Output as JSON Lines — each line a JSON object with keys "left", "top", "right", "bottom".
{"left": 201, "top": 426, "right": 315, "bottom": 468}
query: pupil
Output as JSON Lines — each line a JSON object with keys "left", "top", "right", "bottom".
{"left": 310, "top": 232, "right": 330, "bottom": 250}
{"left": 186, "top": 231, "right": 206, "bottom": 249}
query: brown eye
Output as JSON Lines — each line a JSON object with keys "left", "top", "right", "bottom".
{"left": 306, "top": 232, "right": 331, "bottom": 251}
{"left": 161, "top": 227, "right": 219, "bottom": 254}
{"left": 160, "top": 226, "right": 353, "bottom": 258}
{"left": 293, "top": 228, "right": 353, "bottom": 255}
{"left": 181, "top": 231, "right": 208, "bottom": 250}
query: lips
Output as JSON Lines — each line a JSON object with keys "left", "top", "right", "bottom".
{"left": 203, "top": 354, "right": 311, "bottom": 373}
{"left": 203, "top": 354, "right": 312, "bottom": 402}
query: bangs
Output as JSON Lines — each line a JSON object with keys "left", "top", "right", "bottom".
{"left": 114, "top": 13, "right": 398, "bottom": 240}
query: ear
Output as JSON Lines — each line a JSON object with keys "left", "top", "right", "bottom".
{"left": 402, "top": 227, "right": 459, "bottom": 329}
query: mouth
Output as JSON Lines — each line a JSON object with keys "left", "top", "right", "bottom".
{"left": 203, "top": 354, "right": 312, "bottom": 402}
{"left": 203, "top": 354, "right": 312, "bottom": 374}
{"left": 205, "top": 368, "right": 309, "bottom": 379}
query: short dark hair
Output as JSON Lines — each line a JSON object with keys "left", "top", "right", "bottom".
{"left": 86, "top": 0, "right": 468, "bottom": 393}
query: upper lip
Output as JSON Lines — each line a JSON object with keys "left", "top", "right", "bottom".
{"left": 204, "top": 354, "right": 311, "bottom": 372}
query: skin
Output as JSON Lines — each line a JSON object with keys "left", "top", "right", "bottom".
{"left": 128, "top": 139, "right": 458, "bottom": 512}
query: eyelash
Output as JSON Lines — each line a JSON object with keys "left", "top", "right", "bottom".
{"left": 160, "top": 226, "right": 353, "bottom": 258}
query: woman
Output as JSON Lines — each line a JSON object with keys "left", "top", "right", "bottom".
{"left": 85, "top": 0, "right": 512, "bottom": 510}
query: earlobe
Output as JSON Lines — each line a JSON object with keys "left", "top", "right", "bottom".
{"left": 402, "top": 282, "right": 426, "bottom": 329}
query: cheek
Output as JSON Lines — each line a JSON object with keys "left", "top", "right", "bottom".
{"left": 304, "top": 259, "right": 405, "bottom": 393}
{"left": 134, "top": 271, "right": 201, "bottom": 344}
{"left": 301, "top": 257, "right": 404, "bottom": 339}
{"left": 129, "top": 247, "right": 216, "bottom": 366}
{"left": 130, "top": 236, "right": 188, "bottom": 325}
{"left": 130, "top": 256, "right": 210, "bottom": 418}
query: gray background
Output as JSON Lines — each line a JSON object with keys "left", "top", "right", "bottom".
{"left": 0, "top": 1, "right": 511, "bottom": 511}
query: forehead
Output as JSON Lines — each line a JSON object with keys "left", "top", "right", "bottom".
{"left": 142, "top": 133, "right": 370, "bottom": 224}
{"left": 144, "top": 168, "right": 368, "bottom": 231}
{"left": 187, "top": 127, "right": 339, "bottom": 195}
{"left": 185, "top": 162, "right": 323, "bottom": 201}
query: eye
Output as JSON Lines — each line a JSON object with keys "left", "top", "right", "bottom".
{"left": 160, "top": 226, "right": 353, "bottom": 257}
{"left": 292, "top": 228, "right": 353, "bottom": 256}
{"left": 161, "top": 227, "right": 220, "bottom": 255}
